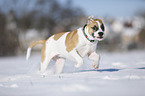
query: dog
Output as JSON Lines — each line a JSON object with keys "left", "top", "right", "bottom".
{"left": 26, "top": 16, "right": 105, "bottom": 74}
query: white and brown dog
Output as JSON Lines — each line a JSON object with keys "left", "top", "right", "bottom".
{"left": 26, "top": 16, "right": 105, "bottom": 74}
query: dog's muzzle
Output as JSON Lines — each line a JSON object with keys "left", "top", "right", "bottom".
{"left": 95, "top": 31, "right": 104, "bottom": 41}
{"left": 98, "top": 32, "right": 104, "bottom": 37}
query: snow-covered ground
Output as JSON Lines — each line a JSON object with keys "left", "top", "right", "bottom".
{"left": 0, "top": 50, "right": 145, "bottom": 96}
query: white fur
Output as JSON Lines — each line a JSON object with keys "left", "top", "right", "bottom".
{"left": 84, "top": 27, "right": 95, "bottom": 40}
{"left": 55, "top": 58, "right": 65, "bottom": 74}
{"left": 89, "top": 52, "right": 100, "bottom": 68}
{"left": 27, "top": 18, "right": 105, "bottom": 74}
{"left": 39, "top": 27, "right": 100, "bottom": 73}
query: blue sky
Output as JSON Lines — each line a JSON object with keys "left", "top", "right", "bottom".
{"left": 0, "top": 0, "right": 144, "bottom": 18}
{"left": 61, "top": 0, "right": 145, "bottom": 18}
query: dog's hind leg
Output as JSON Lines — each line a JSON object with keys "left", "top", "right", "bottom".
{"left": 40, "top": 57, "right": 49, "bottom": 73}
{"left": 39, "top": 44, "right": 55, "bottom": 73}
{"left": 55, "top": 57, "right": 65, "bottom": 74}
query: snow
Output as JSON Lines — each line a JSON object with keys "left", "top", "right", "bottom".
{"left": 0, "top": 50, "right": 145, "bottom": 96}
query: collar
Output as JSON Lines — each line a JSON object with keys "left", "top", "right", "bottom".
{"left": 82, "top": 24, "right": 95, "bottom": 42}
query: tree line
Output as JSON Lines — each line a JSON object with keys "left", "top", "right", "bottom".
{"left": 0, "top": 0, "right": 85, "bottom": 56}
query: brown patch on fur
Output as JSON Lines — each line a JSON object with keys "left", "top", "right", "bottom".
{"left": 94, "top": 19, "right": 103, "bottom": 24}
{"left": 53, "top": 32, "right": 66, "bottom": 40}
{"left": 87, "top": 19, "right": 103, "bottom": 36}
{"left": 41, "top": 37, "right": 52, "bottom": 63}
{"left": 41, "top": 41, "right": 46, "bottom": 63}
{"left": 65, "top": 29, "right": 78, "bottom": 52}
{"left": 88, "top": 21, "right": 98, "bottom": 36}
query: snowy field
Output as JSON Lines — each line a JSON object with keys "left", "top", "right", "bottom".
{"left": 0, "top": 50, "right": 145, "bottom": 96}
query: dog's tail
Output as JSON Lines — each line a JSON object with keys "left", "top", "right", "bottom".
{"left": 26, "top": 40, "right": 46, "bottom": 60}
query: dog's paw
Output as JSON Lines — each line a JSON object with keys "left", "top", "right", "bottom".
{"left": 75, "top": 63, "right": 82, "bottom": 68}
{"left": 93, "top": 65, "right": 99, "bottom": 69}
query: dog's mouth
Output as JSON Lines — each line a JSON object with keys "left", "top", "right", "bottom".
{"left": 96, "top": 36, "right": 104, "bottom": 41}
{"left": 97, "top": 36, "right": 103, "bottom": 39}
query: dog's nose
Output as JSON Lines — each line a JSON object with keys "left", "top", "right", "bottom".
{"left": 98, "top": 32, "right": 104, "bottom": 37}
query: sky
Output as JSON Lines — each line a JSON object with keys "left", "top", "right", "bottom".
{"left": 0, "top": 0, "right": 145, "bottom": 18}
{"left": 61, "top": 0, "right": 145, "bottom": 18}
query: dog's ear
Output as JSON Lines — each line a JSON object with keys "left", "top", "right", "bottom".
{"left": 88, "top": 16, "right": 95, "bottom": 24}
{"left": 88, "top": 16, "right": 94, "bottom": 20}
{"left": 94, "top": 18, "right": 103, "bottom": 24}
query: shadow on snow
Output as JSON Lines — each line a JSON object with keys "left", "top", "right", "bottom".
{"left": 136, "top": 67, "right": 145, "bottom": 70}
{"left": 79, "top": 68, "right": 121, "bottom": 73}
{"left": 78, "top": 66, "right": 145, "bottom": 73}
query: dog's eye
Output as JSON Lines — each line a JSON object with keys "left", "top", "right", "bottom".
{"left": 91, "top": 25, "right": 98, "bottom": 31}
{"left": 101, "top": 24, "right": 105, "bottom": 31}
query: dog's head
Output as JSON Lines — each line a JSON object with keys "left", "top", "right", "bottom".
{"left": 87, "top": 16, "right": 105, "bottom": 41}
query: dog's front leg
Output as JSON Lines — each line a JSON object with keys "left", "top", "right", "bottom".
{"left": 88, "top": 52, "right": 100, "bottom": 69}
{"left": 70, "top": 50, "right": 83, "bottom": 68}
